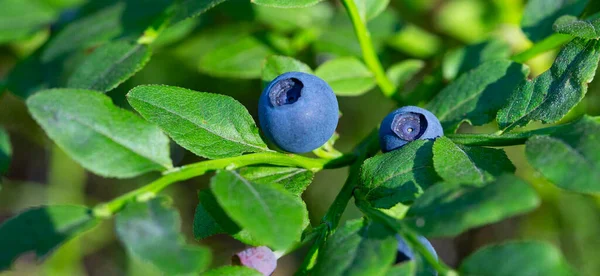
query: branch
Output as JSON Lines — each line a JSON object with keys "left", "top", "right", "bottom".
{"left": 93, "top": 152, "right": 355, "bottom": 217}
{"left": 341, "top": 0, "right": 396, "bottom": 98}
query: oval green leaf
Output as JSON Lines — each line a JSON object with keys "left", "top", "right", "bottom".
{"left": 525, "top": 116, "right": 600, "bottom": 194}
{"left": 27, "top": 89, "right": 172, "bottom": 178}
{"left": 68, "top": 41, "right": 152, "bottom": 92}
{"left": 116, "top": 197, "right": 211, "bottom": 275}
{"left": 433, "top": 136, "right": 515, "bottom": 184}
{"left": 404, "top": 174, "right": 540, "bottom": 237}
{"left": 239, "top": 166, "right": 314, "bottom": 196}
{"left": 359, "top": 140, "right": 441, "bottom": 208}
{"left": 127, "top": 85, "right": 269, "bottom": 159}
{"left": 199, "top": 35, "right": 274, "bottom": 79}
{"left": 460, "top": 241, "right": 575, "bottom": 276}
{"left": 210, "top": 170, "right": 307, "bottom": 250}
{"left": 0, "top": 0, "right": 56, "bottom": 43}
{"left": 315, "top": 57, "right": 376, "bottom": 96}
{"left": 497, "top": 38, "right": 600, "bottom": 132}
{"left": 262, "top": 55, "right": 313, "bottom": 84}
{"left": 426, "top": 60, "right": 528, "bottom": 132}
{"left": 0, "top": 205, "right": 98, "bottom": 271}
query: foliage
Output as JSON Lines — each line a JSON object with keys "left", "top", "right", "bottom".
{"left": 1, "top": 0, "right": 599, "bottom": 275}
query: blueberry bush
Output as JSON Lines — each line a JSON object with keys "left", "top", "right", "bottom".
{"left": 1, "top": 0, "right": 600, "bottom": 275}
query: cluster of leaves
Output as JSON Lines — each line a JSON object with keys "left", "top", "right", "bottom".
{"left": 0, "top": 0, "right": 600, "bottom": 275}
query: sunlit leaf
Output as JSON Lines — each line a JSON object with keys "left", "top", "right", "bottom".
{"left": 27, "top": 89, "right": 172, "bottom": 178}
{"left": 127, "top": 85, "right": 269, "bottom": 159}
{"left": 497, "top": 38, "right": 600, "bottom": 131}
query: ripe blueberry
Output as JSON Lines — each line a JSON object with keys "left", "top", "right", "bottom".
{"left": 258, "top": 72, "right": 339, "bottom": 153}
{"left": 396, "top": 235, "right": 438, "bottom": 275}
{"left": 379, "top": 106, "right": 443, "bottom": 152}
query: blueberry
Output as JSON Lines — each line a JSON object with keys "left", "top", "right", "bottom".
{"left": 396, "top": 235, "right": 438, "bottom": 275}
{"left": 258, "top": 72, "right": 339, "bottom": 153}
{"left": 233, "top": 246, "right": 277, "bottom": 276}
{"left": 379, "top": 106, "right": 443, "bottom": 152}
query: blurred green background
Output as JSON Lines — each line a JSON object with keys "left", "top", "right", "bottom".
{"left": 1, "top": 0, "right": 600, "bottom": 275}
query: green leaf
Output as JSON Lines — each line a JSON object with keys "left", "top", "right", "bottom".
{"left": 460, "top": 241, "right": 575, "bottom": 276}
{"left": 172, "top": 0, "right": 229, "bottom": 23}
{"left": 365, "top": 0, "right": 390, "bottom": 21}
{"left": 42, "top": 4, "right": 123, "bottom": 62}
{"left": 152, "top": 18, "right": 199, "bottom": 48}
{"left": 67, "top": 41, "right": 151, "bottom": 92}
{"left": 312, "top": 219, "right": 397, "bottom": 276}
{"left": 239, "top": 166, "right": 314, "bottom": 196}
{"left": 385, "top": 261, "right": 416, "bottom": 276}
{"left": 404, "top": 174, "right": 540, "bottom": 237}
{"left": 315, "top": 9, "right": 397, "bottom": 57}
{"left": 199, "top": 35, "right": 275, "bottom": 79}
{"left": 5, "top": 48, "right": 65, "bottom": 99}
{"left": 554, "top": 15, "right": 600, "bottom": 39}
{"left": 497, "top": 38, "right": 600, "bottom": 131}
{"left": 193, "top": 191, "right": 226, "bottom": 240}
{"left": 387, "top": 25, "right": 442, "bottom": 59}
{"left": 262, "top": 55, "right": 313, "bottom": 85}
{"left": 0, "top": 205, "right": 99, "bottom": 271}
{"left": 194, "top": 190, "right": 263, "bottom": 246}
{"left": 210, "top": 170, "right": 306, "bottom": 250}
{"left": 252, "top": 0, "right": 324, "bottom": 8}
{"left": 43, "top": 0, "right": 170, "bottom": 62}
{"left": 386, "top": 60, "right": 425, "bottom": 89}
{"left": 127, "top": 85, "right": 269, "bottom": 159}
{"left": 353, "top": 0, "right": 391, "bottom": 22}
{"left": 315, "top": 57, "right": 376, "bottom": 96}
{"left": 255, "top": 2, "right": 333, "bottom": 32}
{"left": 525, "top": 116, "right": 600, "bottom": 194}
{"left": 358, "top": 140, "right": 441, "bottom": 209}
{"left": 426, "top": 60, "right": 528, "bottom": 132}
{"left": 203, "top": 266, "right": 263, "bottom": 276}
{"left": 173, "top": 24, "right": 256, "bottom": 70}
{"left": 27, "top": 89, "right": 172, "bottom": 178}
{"left": 116, "top": 197, "right": 211, "bottom": 275}
{"left": 433, "top": 136, "right": 515, "bottom": 184}
{"left": 521, "top": 0, "right": 588, "bottom": 42}
{"left": 0, "top": 0, "right": 56, "bottom": 43}
{"left": 0, "top": 128, "right": 11, "bottom": 175}
{"left": 442, "top": 39, "right": 511, "bottom": 80}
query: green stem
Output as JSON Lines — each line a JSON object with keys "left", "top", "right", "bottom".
{"left": 320, "top": 161, "right": 361, "bottom": 229}
{"left": 93, "top": 152, "right": 355, "bottom": 217}
{"left": 295, "top": 130, "right": 380, "bottom": 275}
{"left": 357, "top": 202, "right": 456, "bottom": 275}
{"left": 447, "top": 117, "right": 592, "bottom": 146}
{"left": 511, "top": 10, "right": 600, "bottom": 63}
{"left": 341, "top": 0, "right": 396, "bottom": 97}
{"left": 511, "top": 34, "right": 572, "bottom": 63}
{"left": 295, "top": 229, "right": 327, "bottom": 276}
{"left": 322, "top": 130, "right": 380, "bottom": 229}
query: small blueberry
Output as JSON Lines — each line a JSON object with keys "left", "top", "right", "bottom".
{"left": 396, "top": 234, "right": 438, "bottom": 275}
{"left": 233, "top": 246, "right": 277, "bottom": 276}
{"left": 258, "top": 72, "right": 339, "bottom": 153}
{"left": 379, "top": 106, "right": 443, "bottom": 152}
